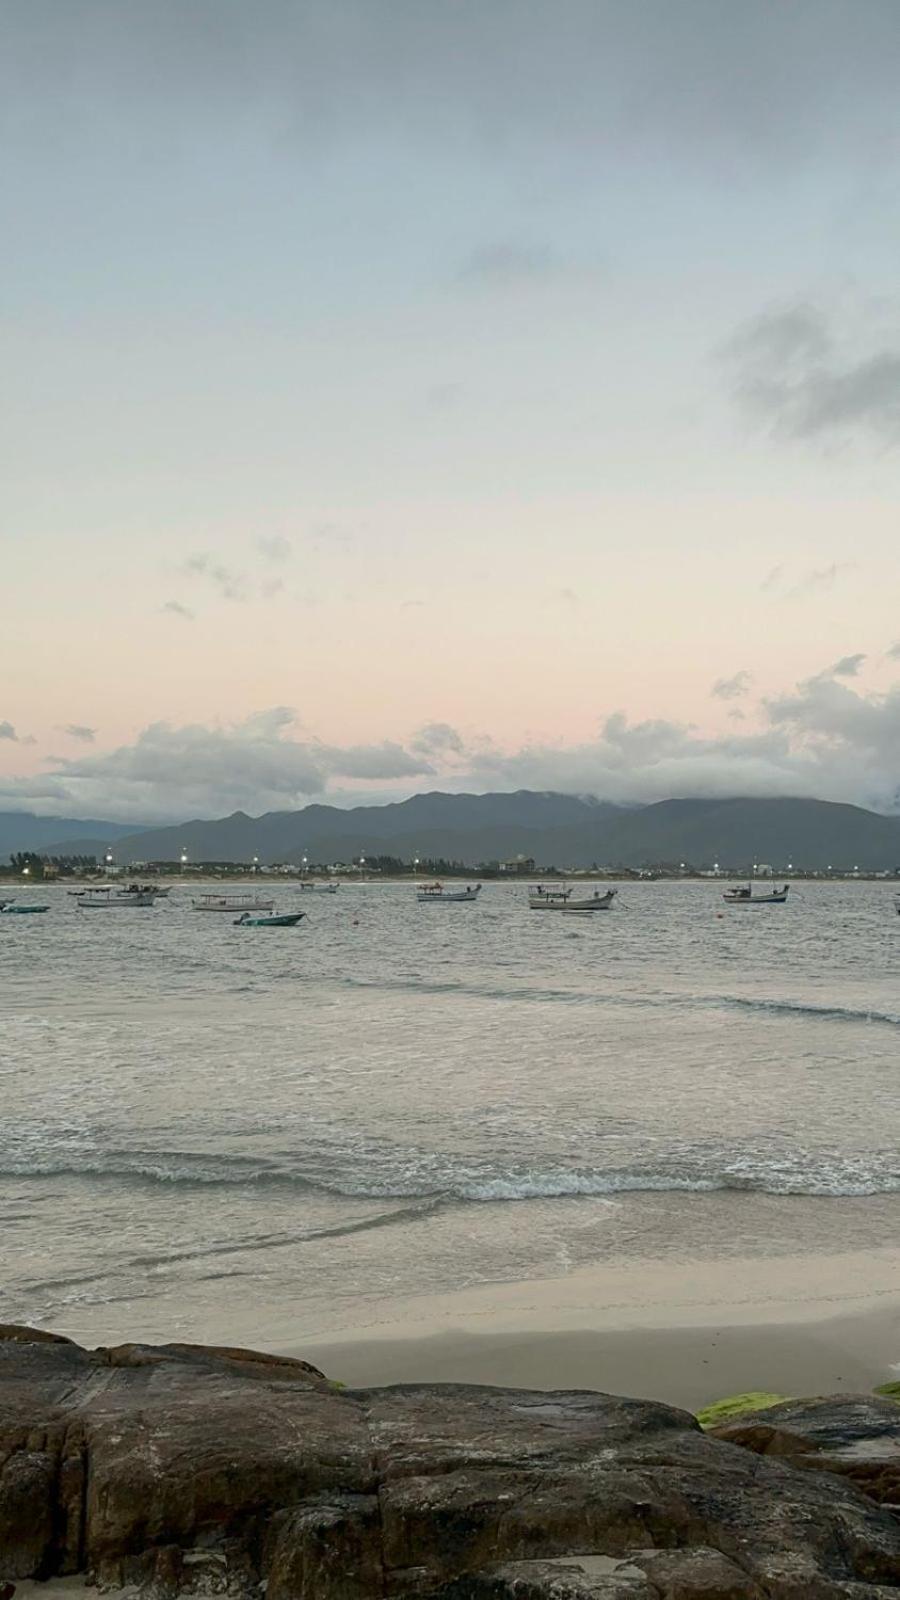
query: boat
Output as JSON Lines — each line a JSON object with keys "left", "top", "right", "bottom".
{"left": 76, "top": 886, "right": 159, "bottom": 908}
{"left": 233, "top": 911, "right": 306, "bottom": 927}
{"left": 723, "top": 882, "right": 790, "bottom": 905}
{"left": 525, "top": 889, "right": 573, "bottom": 915}
{"left": 299, "top": 881, "right": 339, "bottom": 894}
{"left": 561, "top": 890, "right": 618, "bottom": 912}
{"left": 192, "top": 893, "right": 275, "bottom": 913}
{"left": 2, "top": 903, "right": 49, "bottom": 915}
{"left": 416, "top": 882, "right": 482, "bottom": 903}
{"left": 528, "top": 884, "right": 573, "bottom": 909}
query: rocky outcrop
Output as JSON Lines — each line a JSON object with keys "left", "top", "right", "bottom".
{"left": 3, "top": 1327, "right": 900, "bottom": 1598}
{"left": 711, "top": 1394, "right": 900, "bottom": 1507}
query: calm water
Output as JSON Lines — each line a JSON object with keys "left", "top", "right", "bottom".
{"left": 2, "top": 879, "right": 899, "bottom": 1344}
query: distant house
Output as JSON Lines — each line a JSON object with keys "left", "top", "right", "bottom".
{"left": 498, "top": 856, "right": 536, "bottom": 875}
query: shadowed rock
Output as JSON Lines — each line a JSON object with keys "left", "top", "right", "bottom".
{"left": 3, "top": 1327, "right": 900, "bottom": 1597}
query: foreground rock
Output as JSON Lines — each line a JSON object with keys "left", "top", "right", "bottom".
{"left": 711, "top": 1394, "right": 900, "bottom": 1507}
{"left": 3, "top": 1329, "right": 900, "bottom": 1597}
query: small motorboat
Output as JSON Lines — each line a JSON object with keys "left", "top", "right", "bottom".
{"left": 562, "top": 890, "right": 617, "bottom": 912}
{"left": 2, "top": 903, "right": 49, "bottom": 915}
{"left": 416, "top": 882, "right": 482, "bottom": 903}
{"left": 192, "top": 893, "right": 275, "bottom": 913}
{"left": 723, "top": 882, "right": 790, "bottom": 905}
{"left": 299, "top": 881, "right": 339, "bottom": 894}
{"left": 233, "top": 910, "right": 306, "bottom": 927}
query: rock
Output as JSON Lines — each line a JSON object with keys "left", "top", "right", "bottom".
{"left": 711, "top": 1396, "right": 900, "bottom": 1506}
{"left": 3, "top": 1330, "right": 900, "bottom": 1597}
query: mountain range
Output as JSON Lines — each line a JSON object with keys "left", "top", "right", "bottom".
{"left": 10, "top": 790, "right": 900, "bottom": 871}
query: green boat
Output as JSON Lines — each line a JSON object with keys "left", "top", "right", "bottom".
{"left": 233, "top": 911, "right": 306, "bottom": 927}
{"left": 1, "top": 904, "right": 50, "bottom": 915}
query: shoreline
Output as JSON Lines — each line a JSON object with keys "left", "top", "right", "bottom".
{"left": 292, "top": 1248, "right": 900, "bottom": 1409}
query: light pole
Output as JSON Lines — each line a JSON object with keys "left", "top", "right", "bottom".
{"left": 413, "top": 855, "right": 419, "bottom": 878}
{"left": 301, "top": 854, "right": 308, "bottom": 879}
{"left": 180, "top": 848, "right": 188, "bottom": 874}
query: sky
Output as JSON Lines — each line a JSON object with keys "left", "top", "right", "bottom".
{"left": 3, "top": 0, "right": 900, "bottom": 822}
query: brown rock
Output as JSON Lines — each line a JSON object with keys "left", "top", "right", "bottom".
{"left": 2, "top": 1334, "right": 900, "bottom": 1597}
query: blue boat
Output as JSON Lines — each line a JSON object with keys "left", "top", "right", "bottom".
{"left": 2, "top": 903, "right": 50, "bottom": 915}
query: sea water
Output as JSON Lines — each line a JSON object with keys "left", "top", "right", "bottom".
{"left": 2, "top": 879, "right": 899, "bottom": 1344}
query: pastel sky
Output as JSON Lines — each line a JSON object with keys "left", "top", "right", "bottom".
{"left": 3, "top": 0, "right": 900, "bottom": 821}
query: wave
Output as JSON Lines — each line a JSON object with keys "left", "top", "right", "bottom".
{"left": 711, "top": 995, "right": 900, "bottom": 1029}
{"left": 1, "top": 1149, "right": 899, "bottom": 1201}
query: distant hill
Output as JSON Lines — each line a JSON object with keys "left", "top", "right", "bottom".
{"left": 112, "top": 791, "right": 900, "bottom": 871}
{"left": 116, "top": 791, "right": 621, "bottom": 866}
{"left": 0, "top": 812, "right": 147, "bottom": 859}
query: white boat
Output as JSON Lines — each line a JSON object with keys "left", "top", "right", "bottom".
{"left": 561, "top": 890, "right": 617, "bottom": 913}
{"left": 528, "top": 884, "right": 573, "bottom": 909}
{"left": 416, "top": 882, "right": 482, "bottom": 904}
{"left": 723, "top": 882, "right": 790, "bottom": 906}
{"left": 299, "top": 881, "right": 339, "bottom": 894}
{"left": 191, "top": 893, "right": 275, "bottom": 913}
{"left": 76, "top": 886, "right": 159, "bottom": 909}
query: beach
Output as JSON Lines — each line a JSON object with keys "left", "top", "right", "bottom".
{"left": 298, "top": 1245, "right": 900, "bottom": 1410}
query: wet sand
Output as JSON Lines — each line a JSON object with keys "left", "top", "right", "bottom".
{"left": 298, "top": 1246, "right": 900, "bottom": 1410}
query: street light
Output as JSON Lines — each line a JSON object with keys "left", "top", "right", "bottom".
{"left": 413, "top": 855, "right": 420, "bottom": 877}
{"left": 180, "top": 848, "right": 188, "bottom": 872}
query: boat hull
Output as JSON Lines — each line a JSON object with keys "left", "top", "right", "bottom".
{"left": 193, "top": 899, "right": 275, "bottom": 913}
{"left": 532, "top": 891, "right": 616, "bottom": 911}
{"left": 2, "top": 905, "right": 49, "bottom": 915}
{"left": 234, "top": 912, "right": 306, "bottom": 927}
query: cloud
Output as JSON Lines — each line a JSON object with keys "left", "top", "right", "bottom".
{"left": 256, "top": 535, "right": 292, "bottom": 564}
{"left": 829, "top": 653, "right": 866, "bottom": 679}
{"left": 61, "top": 724, "right": 96, "bottom": 742}
{"left": 410, "top": 722, "right": 466, "bottom": 758}
{"left": 786, "top": 563, "right": 854, "bottom": 600}
{"left": 0, "top": 722, "right": 35, "bottom": 745}
{"left": 181, "top": 553, "right": 249, "bottom": 602}
{"left": 9, "top": 1, "right": 900, "bottom": 185}
{"left": 17, "top": 709, "right": 435, "bottom": 822}
{"left": 723, "top": 301, "right": 900, "bottom": 446}
{"left": 761, "top": 563, "right": 855, "bottom": 602}
{"left": 457, "top": 242, "right": 563, "bottom": 290}
{"left": 711, "top": 670, "right": 752, "bottom": 701}
{"left": 162, "top": 600, "right": 195, "bottom": 620}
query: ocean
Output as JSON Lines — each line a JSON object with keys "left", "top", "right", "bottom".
{"left": 2, "top": 878, "right": 899, "bottom": 1348}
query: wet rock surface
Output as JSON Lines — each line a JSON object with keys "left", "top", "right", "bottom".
{"left": 3, "top": 1328, "right": 900, "bottom": 1598}
{"left": 711, "top": 1394, "right": 900, "bottom": 1507}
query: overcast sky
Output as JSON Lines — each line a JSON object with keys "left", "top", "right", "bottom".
{"left": 3, "top": 0, "right": 900, "bottom": 821}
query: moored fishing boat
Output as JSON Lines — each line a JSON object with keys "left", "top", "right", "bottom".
{"left": 2, "top": 903, "right": 49, "bottom": 914}
{"left": 561, "top": 889, "right": 617, "bottom": 912}
{"left": 76, "top": 886, "right": 159, "bottom": 908}
{"left": 299, "top": 881, "right": 339, "bottom": 894}
{"left": 528, "top": 884, "right": 573, "bottom": 909}
{"left": 416, "top": 882, "right": 482, "bottom": 903}
{"left": 723, "top": 882, "right": 790, "bottom": 905}
{"left": 233, "top": 910, "right": 306, "bottom": 927}
{"left": 192, "top": 893, "right": 275, "bottom": 913}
